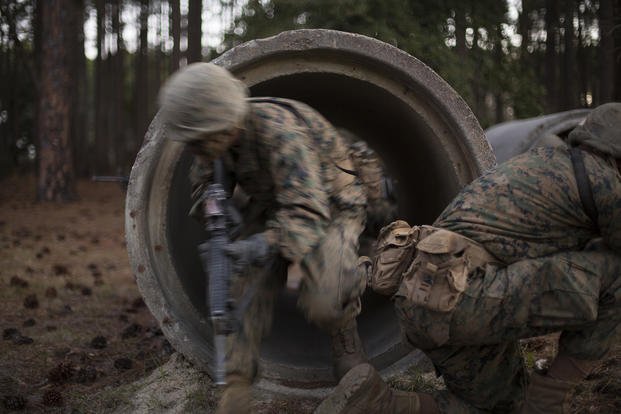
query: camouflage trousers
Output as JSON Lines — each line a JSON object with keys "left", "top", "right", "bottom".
{"left": 226, "top": 208, "right": 366, "bottom": 381}
{"left": 395, "top": 249, "right": 621, "bottom": 413}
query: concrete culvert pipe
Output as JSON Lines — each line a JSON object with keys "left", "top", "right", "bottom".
{"left": 126, "top": 29, "right": 495, "bottom": 391}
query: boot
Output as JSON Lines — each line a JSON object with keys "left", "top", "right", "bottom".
{"left": 315, "top": 363, "right": 438, "bottom": 414}
{"left": 215, "top": 375, "right": 252, "bottom": 414}
{"left": 331, "top": 318, "right": 368, "bottom": 379}
{"left": 522, "top": 354, "right": 598, "bottom": 414}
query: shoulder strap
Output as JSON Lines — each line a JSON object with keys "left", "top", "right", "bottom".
{"left": 569, "top": 147, "right": 599, "bottom": 227}
{"left": 249, "top": 97, "right": 357, "bottom": 177}
{"left": 248, "top": 97, "right": 314, "bottom": 129}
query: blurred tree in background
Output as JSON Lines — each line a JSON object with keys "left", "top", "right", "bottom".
{"left": 226, "top": 0, "right": 620, "bottom": 124}
{"left": 0, "top": 0, "right": 619, "bottom": 196}
{"left": 36, "top": 0, "right": 81, "bottom": 201}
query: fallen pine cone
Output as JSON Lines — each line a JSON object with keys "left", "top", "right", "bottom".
{"left": 52, "top": 264, "right": 69, "bottom": 276}
{"left": 121, "top": 323, "right": 142, "bottom": 339}
{"left": 3, "top": 328, "right": 19, "bottom": 340}
{"left": 9, "top": 276, "right": 28, "bottom": 288}
{"left": 2, "top": 395, "right": 26, "bottom": 411}
{"left": 75, "top": 367, "right": 97, "bottom": 384}
{"left": 41, "top": 390, "right": 63, "bottom": 407}
{"left": 13, "top": 335, "right": 33, "bottom": 345}
{"left": 90, "top": 336, "right": 107, "bottom": 350}
{"left": 48, "top": 362, "right": 74, "bottom": 384}
{"left": 113, "top": 358, "right": 133, "bottom": 370}
{"left": 22, "top": 319, "right": 36, "bottom": 327}
{"left": 23, "top": 294, "right": 38, "bottom": 309}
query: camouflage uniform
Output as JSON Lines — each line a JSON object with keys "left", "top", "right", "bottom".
{"left": 190, "top": 98, "right": 367, "bottom": 381}
{"left": 394, "top": 144, "right": 621, "bottom": 412}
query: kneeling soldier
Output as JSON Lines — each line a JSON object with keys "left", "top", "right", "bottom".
{"left": 317, "top": 103, "right": 621, "bottom": 413}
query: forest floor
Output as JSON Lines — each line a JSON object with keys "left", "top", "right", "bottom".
{"left": 0, "top": 174, "right": 619, "bottom": 413}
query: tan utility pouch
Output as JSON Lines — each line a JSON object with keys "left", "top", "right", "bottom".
{"left": 397, "top": 227, "right": 495, "bottom": 312}
{"left": 369, "top": 220, "right": 419, "bottom": 296}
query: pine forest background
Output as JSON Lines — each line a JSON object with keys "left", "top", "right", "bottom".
{"left": 1, "top": 0, "right": 620, "bottom": 200}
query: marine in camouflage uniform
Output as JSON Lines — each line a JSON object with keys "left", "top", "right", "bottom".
{"left": 158, "top": 63, "right": 369, "bottom": 413}
{"left": 317, "top": 103, "right": 621, "bottom": 414}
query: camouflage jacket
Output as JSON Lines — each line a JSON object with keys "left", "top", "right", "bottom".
{"left": 190, "top": 98, "right": 366, "bottom": 263}
{"left": 435, "top": 145, "right": 621, "bottom": 264}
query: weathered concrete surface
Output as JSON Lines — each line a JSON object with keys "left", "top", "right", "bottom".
{"left": 111, "top": 353, "right": 322, "bottom": 413}
{"left": 110, "top": 352, "right": 444, "bottom": 413}
{"left": 111, "top": 354, "right": 217, "bottom": 414}
{"left": 125, "top": 29, "right": 495, "bottom": 390}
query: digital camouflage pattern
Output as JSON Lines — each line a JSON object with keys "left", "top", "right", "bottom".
{"left": 191, "top": 98, "right": 366, "bottom": 263}
{"left": 394, "top": 145, "right": 621, "bottom": 412}
{"left": 189, "top": 98, "right": 367, "bottom": 381}
{"left": 396, "top": 249, "right": 621, "bottom": 412}
{"left": 435, "top": 145, "right": 621, "bottom": 260}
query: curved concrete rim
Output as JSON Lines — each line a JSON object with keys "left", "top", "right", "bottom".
{"left": 215, "top": 29, "right": 495, "bottom": 179}
{"left": 126, "top": 29, "right": 495, "bottom": 392}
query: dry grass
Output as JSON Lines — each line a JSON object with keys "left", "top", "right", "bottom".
{"left": 569, "top": 344, "right": 621, "bottom": 413}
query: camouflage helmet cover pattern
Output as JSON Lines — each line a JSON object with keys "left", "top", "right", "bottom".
{"left": 568, "top": 102, "right": 621, "bottom": 158}
{"left": 158, "top": 62, "right": 249, "bottom": 143}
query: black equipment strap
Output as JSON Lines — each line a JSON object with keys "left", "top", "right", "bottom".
{"left": 249, "top": 97, "right": 313, "bottom": 128}
{"left": 569, "top": 147, "right": 599, "bottom": 227}
{"left": 213, "top": 158, "right": 226, "bottom": 187}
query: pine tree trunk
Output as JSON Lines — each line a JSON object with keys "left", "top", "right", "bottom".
{"left": 494, "top": 26, "right": 504, "bottom": 124}
{"left": 0, "top": 8, "right": 9, "bottom": 173}
{"left": 577, "top": 11, "right": 588, "bottom": 106}
{"left": 37, "top": 0, "right": 77, "bottom": 201}
{"left": 94, "top": 0, "right": 106, "bottom": 173}
{"left": 135, "top": 0, "right": 149, "bottom": 144}
{"left": 33, "top": 0, "right": 43, "bottom": 179}
{"left": 153, "top": 1, "right": 162, "bottom": 117}
{"left": 599, "top": 0, "right": 615, "bottom": 103}
{"left": 112, "top": 0, "right": 126, "bottom": 172}
{"left": 544, "top": 0, "right": 559, "bottom": 112}
{"left": 5, "top": 8, "right": 17, "bottom": 171}
{"left": 171, "top": 0, "right": 181, "bottom": 71}
{"left": 519, "top": 0, "right": 530, "bottom": 59}
{"left": 454, "top": 4, "right": 467, "bottom": 58}
{"left": 71, "top": 0, "right": 88, "bottom": 177}
{"left": 614, "top": 0, "right": 621, "bottom": 101}
{"left": 187, "top": 0, "right": 202, "bottom": 63}
{"left": 561, "top": 0, "right": 576, "bottom": 110}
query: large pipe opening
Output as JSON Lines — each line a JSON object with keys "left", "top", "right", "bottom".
{"left": 126, "top": 29, "right": 495, "bottom": 388}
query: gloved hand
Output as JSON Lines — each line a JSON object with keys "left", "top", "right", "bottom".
{"left": 224, "top": 233, "right": 274, "bottom": 274}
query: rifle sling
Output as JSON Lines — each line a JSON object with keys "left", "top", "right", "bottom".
{"left": 569, "top": 147, "right": 599, "bottom": 228}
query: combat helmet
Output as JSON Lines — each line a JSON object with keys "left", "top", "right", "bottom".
{"left": 158, "top": 62, "right": 249, "bottom": 148}
{"left": 568, "top": 102, "right": 621, "bottom": 158}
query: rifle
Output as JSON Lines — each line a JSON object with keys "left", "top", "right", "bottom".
{"left": 198, "top": 159, "right": 234, "bottom": 385}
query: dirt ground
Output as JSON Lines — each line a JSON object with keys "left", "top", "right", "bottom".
{"left": 1, "top": 174, "right": 619, "bottom": 413}
{"left": 0, "top": 175, "right": 174, "bottom": 413}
